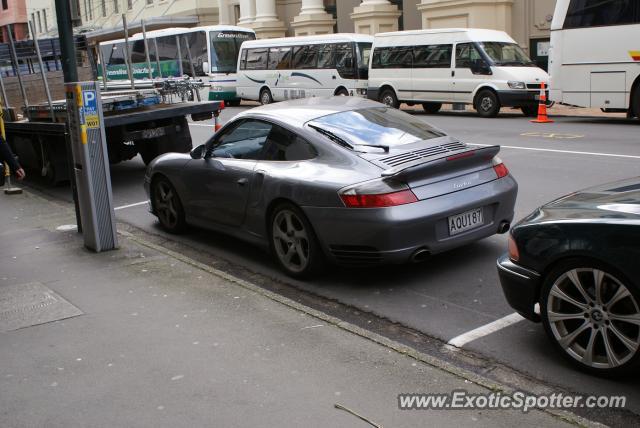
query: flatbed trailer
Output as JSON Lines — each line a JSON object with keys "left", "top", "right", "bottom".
{"left": 5, "top": 92, "right": 222, "bottom": 184}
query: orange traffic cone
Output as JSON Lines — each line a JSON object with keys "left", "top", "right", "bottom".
{"left": 531, "top": 82, "right": 554, "bottom": 123}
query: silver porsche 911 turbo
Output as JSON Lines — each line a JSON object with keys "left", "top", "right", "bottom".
{"left": 144, "top": 97, "right": 517, "bottom": 277}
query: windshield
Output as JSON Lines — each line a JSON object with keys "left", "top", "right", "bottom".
{"left": 478, "top": 42, "right": 534, "bottom": 66}
{"left": 310, "top": 107, "right": 446, "bottom": 149}
{"left": 210, "top": 31, "right": 255, "bottom": 73}
{"left": 357, "top": 42, "right": 372, "bottom": 80}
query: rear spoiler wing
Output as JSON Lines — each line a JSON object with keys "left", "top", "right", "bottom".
{"left": 381, "top": 145, "right": 501, "bottom": 179}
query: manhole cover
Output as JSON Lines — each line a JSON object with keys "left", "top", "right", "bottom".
{"left": 0, "top": 282, "right": 83, "bottom": 332}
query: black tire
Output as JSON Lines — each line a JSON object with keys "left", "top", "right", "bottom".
{"left": 521, "top": 105, "right": 538, "bottom": 117}
{"left": 475, "top": 89, "right": 500, "bottom": 118}
{"left": 227, "top": 99, "right": 242, "bottom": 107}
{"left": 540, "top": 258, "right": 640, "bottom": 377}
{"left": 379, "top": 88, "right": 400, "bottom": 109}
{"left": 151, "top": 176, "right": 187, "bottom": 234}
{"left": 335, "top": 88, "right": 349, "bottom": 96}
{"left": 260, "top": 88, "right": 273, "bottom": 105}
{"left": 137, "top": 142, "right": 161, "bottom": 165}
{"left": 632, "top": 86, "right": 640, "bottom": 120}
{"left": 422, "top": 102, "right": 442, "bottom": 114}
{"left": 269, "top": 202, "right": 324, "bottom": 279}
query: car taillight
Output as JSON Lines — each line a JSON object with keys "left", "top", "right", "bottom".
{"left": 340, "top": 189, "right": 418, "bottom": 208}
{"left": 492, "top": 157, "right": 509, "bottom": 178}
{"left": 508, "top": 234, "right": 519, "bottom": 262}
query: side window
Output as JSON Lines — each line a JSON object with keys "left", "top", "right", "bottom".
{"left": 262, "top": 125, "right": 317, "bottom": 161}
{"left": 371, "top": 46, "right": 388, "bottom": 69}
{"left": 266, "top": 46, "right": 291, "bottom": 69}
{"left": 455, "top": 43, "right": 482, "bottom": 68}
{"left": 413, "top": 44, "right": 452, "bottom": 68}
{"left": 300, "top": 45, "right": 319, "bottom": 69}
{"left": 387, "top": 47, "right": 412, "bottom": 68}
{"left": 245, "top": 48, "right": 268, "bottom": 70}
{"left": 210, "top": 120, "right": 272, "bottom": 160}
{"left": 292, "top": 46, "right": 306, "bottom": 69}
{"left": 564, "top": 0, "right": 640, "bottom": 28}
{"left": 335, "top": 43, "right": 355, "bottom": 78}
{"left": 317, "top": 44, "right": 335, "bottom": 69}
{"left": 239, "top": 49, "right": 247, "bottom": 70}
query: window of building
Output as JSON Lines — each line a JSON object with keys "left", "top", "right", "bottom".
{"left": 37, "top": 11, "right": 42, "bottom": 33}
{"left": 564, "top": 0, "right": 640, "bottom": 28}
{"left": 101, "top": 0, "right": 106, "bottom": 17}
{"left": 2, "top": 0, "right": 7, "bottom": 10}
{"left": 128, "top": 0, "right": 133, "bottom": 10}
{"left": 113, "top": 0, "right": 118, "bottom": 13}
{"left": 146, "top": 0, "right": 153, "bottom": 5}
{"left": 43, "top": 10, "right": 48, "bottom": 32}
{"left": 31, "top": 13, "right": 36, "bottom": 30}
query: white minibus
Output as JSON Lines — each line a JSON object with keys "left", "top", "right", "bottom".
{"left": 368, "top": 28, "right": 549, "bottom": 117}
{"left": 549, "top": 0, "right": 640, "bottom": 118}
{"left": 236, "top": 33, "right": 373, "bottom": 104}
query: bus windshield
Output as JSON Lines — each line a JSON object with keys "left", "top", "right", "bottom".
{"left": 478, "top": 42, "right": 534, "bottom": 66}
{"left": 210, "top": 31, "right": 255, "bottom": 73}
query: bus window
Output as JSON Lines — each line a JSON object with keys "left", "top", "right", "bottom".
{"left": 455, "top": 43, "right": 482, "bottom": 68}
{"left": 245, "top": 48, "right": 268, "bottom": 70}
{"left": 267, "top": 47, "right": 291, "bottom": 70}
{"left": 292, "top": 46, "right": 318, "bottom": 69}
{"left": 357, "top": 42, "right": 372, "bottom": 79}
{"left": 564, "top": 0, "right": 640, "bottom": 29}
{"left": 180, "top": 31, "right": 207, "bottom": 75}
{"left": 335, "top": 43, "right": 355, "bottom": 79}
{"left": 372, "top": 46, "right": 411, "bottom": 69}
{"left": 108, "top": 42, "right": 126, "bottom": 65}
{"left": 239, "top": 49, "right": 248, "bottom": 70}
{"left": 317, "top": 44, "right": 335, "bottom": 69}
{"left": 412, "top": 44, "right": 452, "bottom": 68}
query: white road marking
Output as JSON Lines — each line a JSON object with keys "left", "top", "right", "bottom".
{"left": 447, "top": 312, "right": 525, "bottom": 348}
{"left": 470, "top": 143, "right": 640, "bottom": 160}
{"left": 114, "top": 201, "right": 149, "bottom": 211}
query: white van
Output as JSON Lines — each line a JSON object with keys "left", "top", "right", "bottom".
{"left": 368, "top": 28, "right": 549, "bottom": 117}
{"left": 236, "top": 33, "right": 373, "bottom": 104}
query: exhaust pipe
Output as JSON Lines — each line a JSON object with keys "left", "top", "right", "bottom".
{"left": 497, "top": 221, "right": 511, "bottom": 234}
{"left": 411, "top": 248, "right": 431, "bottom": 263}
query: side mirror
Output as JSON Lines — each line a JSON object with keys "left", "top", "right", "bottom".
{"left": 202, "top": 61, "right": 210, "bottom": 74}
{"left": 190, "top": 144, "right": 206, "bottom": 159}
{"left": 471, "top": 59, "right": 492, "bottom": 75}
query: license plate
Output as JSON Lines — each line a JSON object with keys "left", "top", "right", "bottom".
{"left": 448, "top": 208, "right": 483, "bottom": 236}
{"left": 142, "top": 127, "right": 166, "bottom": 139}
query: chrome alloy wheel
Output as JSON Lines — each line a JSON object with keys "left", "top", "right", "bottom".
{"left": 546, "top": 268, "right": 640, "bottom": 370}
{"left": 480, "top": 95, "right": 494, "bottom": 112}
{"left": 272, "top": 210, "right": 310, "bottom": 274}
{"left": 381, "top": 94, "right": 395, "bottom": 107}
{"left": 153, "top": 180, "right": 179, "bottom": 229}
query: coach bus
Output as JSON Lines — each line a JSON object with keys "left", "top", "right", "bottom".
{"left": 549, "top": 0, "right": 640, "bottom": 119}
{"left": 99, "top": 25, "right": 256, "bottom": 105}
{"left": 235, "top": 33, "right": 373, "bottom": 104}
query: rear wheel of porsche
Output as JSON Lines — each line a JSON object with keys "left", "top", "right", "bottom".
{"left": 152, "top": 177, "right": 186, "bottom": 233}
{"left": 541, "top": 259, "right": 640, "bottom": 376}
{"left": 269, "top": 203, "right": 323, "bottom": 278}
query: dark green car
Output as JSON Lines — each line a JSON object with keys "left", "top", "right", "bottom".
{"left": 498, "top": 177, "right": 640, "bottom": 376}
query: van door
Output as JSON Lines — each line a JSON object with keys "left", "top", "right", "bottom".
{"left": 411, "top": 44, "right": 454, "bottom": 102}
{"left": 453, "top": 42, "right": 486, "bottom": 103}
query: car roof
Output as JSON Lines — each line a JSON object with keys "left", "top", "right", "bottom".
{"left": 234, "top": 96, "right": 383, "bottom": 126}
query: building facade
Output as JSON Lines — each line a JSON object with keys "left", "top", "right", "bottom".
{"left": 0, "top": 0, "right": 29, "bottom": 41}
{"left": 27, "top": 0, "right": 57, "bottom": 37}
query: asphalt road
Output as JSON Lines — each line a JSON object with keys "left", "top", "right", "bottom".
{"left": 32, "top": 104, "right": 640, "bottom": 415}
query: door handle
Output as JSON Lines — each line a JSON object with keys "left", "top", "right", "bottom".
{"left": 332, "top": 75, "right": 336, "bottom": 79}
{"left": 451, "top": 70, "right": 455, "bottom": 77}
{"left": 237, "top": 178, "right": 249, "bottom": 186}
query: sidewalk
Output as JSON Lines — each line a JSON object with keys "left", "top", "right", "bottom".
{"left": 1, "top": 189, "right": 578, "bottom": 427}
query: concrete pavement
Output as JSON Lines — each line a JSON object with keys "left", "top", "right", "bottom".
{"left": 0, "top": 189, "right": 584, "bottom": 427}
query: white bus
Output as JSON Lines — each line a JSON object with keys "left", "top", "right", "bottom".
{"left": 236, "top": 34, "right": 373, "bottom": 104}
{"left": 549, "top": 0, "right": 640, "bottom": 118}
{"left": 368, "top": 29, "right": 549, "bottom": 118}
{"left": 99, "top": 25, "right": 256, "bottom": 105}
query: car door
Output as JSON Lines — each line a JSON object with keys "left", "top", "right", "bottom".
{"left": 411, "top": 44, "right": 454, "bottom": 102}
{"left": 184, "top": 119, "right": 273, "bottom": 227}
{"left": 453, "top": 42, "right": 485, "bottom": 102}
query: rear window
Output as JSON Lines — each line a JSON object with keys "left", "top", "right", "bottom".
{"left": 310, "top": 107, "right": 446, "bottom": 148}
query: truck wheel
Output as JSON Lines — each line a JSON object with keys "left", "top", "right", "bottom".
{"left": 422, "top": 102, "right": 442, "bottom": 114}
{"left": 136, "top": 142, "right": 160, "bottom": 165}
{"left": 475, "top": 89, "right": 500, "bottom": 118}
{"left": 227, "top": 99, "right": 242, "bottom": 107}
{"left": 379, "top": 88, "right": 399, "bottom": 109}
{"left": 260, "top": 88, "right": 273, "bottom": 105}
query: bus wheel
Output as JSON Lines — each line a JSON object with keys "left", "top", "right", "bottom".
{"left": 475, "top": 89, "right": 500, "bottom": 118}
{"left": 335, "top": 88, "right": 349, "bottom": 96}
{"left": 260, "top": 88, "right": 273, "bottom": 105}
{"left": 380, "top": 89, "right": 399, "bottom": 109}
{"left": 422, "top": 102, "right": 442, "bottom": 114}
{"left": 227, "top": 99, "right": 242, "bottom": 107}
{"left": 633, "top": 86, "right": 640, "bottom": 119}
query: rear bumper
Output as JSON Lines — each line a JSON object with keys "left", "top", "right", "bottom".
{"left": 303, "top": 176, "right": 517, "bottom": 266}
{"left": 497, "top": 90, "right": 544, "bottom": 107}
{"left": 496, "top": 254, "right": 542, "bottom": 321}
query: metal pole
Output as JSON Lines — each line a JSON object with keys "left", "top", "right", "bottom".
{"left": 175, "top": 35, "right": 184, "bottom": 76}
{"left": 0, "top": 70, "right": 9, "bottom": 109}
{"left": 7, "top": 24, "right": 29, "bottom": 108}
{"left": 141, "top": 20, "right": 153, "bottom": 80}
{"left": 29, "top": 20, "right": 55, "bottom": 121}
{"left": 98, "top": 46, "right": 108, "bottom": 90}
{"left": 122, "top": 14, "right": 135, "bottom": 89}
{"left": 182, "top": 35, "right": 201, "bottom": 101}
{"left": 153, "top": 38, "right": 162, "bottom": 79}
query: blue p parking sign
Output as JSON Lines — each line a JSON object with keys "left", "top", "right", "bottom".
{"left": 83, "top": 89, "right": 100, "bottom": 128}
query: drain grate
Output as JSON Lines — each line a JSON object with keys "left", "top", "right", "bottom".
{"left": 0, "top": 282, "right": 83, "bottom": 332}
